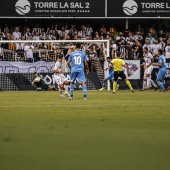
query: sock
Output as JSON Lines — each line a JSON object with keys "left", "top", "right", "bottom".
{"left": 157, "top": 81, "right": 165, "bottom": 90}
{"left": 150, "top": 79, "right": 157, "bottom": 87}
{"left": 59, "top": 88, "right": 63, "bottom": 95}
{"left": 126, "top": 80, "right": 133, "bottom": 90}
{"left": 64, "top": 85, "right": 69, "bottom": 93}
{"left": 102, "top": 81, "right": 106, "bottom": 88}
{"left": 143, "top": 81, "right": 147, "bottom": 89}
{"left": 70, "top": 85, "right": 74, "bottom": 97}
{"left": 82, "top": 85, "right": 87, "bottom": 97}
{"left": 146, "top": 77, "right": 151, "bottom": 88}
{"left": 113, "top": 81, "right": 117, "bottom": 92}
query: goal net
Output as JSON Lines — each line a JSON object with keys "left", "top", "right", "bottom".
{"left": 0, "top": 40, "right": 110, "bottom": 91}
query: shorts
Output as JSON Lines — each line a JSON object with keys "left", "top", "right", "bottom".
{"left": 157, "top": 68, "right": 166, "bottom": 81}
{"left": 114, "top": 71, "right": 126, "bottom": 81}
{"left": 145, "top": 66, "right": 153, "bottom": 75}
{"left": 54, "top": 74, "right": 67, "bottom": 85}
{"left": 70, "top": 71, "right": 86, "bottom": 83}
{"left": 106, "top": 72, "right": 114, "bottom": 82}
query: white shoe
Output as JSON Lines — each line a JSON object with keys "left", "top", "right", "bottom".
{"left": 68, "top": 96, "right": 73, "bottom": 100}
{"left": 60, "top": 95, "right": 65, "bottom": 98}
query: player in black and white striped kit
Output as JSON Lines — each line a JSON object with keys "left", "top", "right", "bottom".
{"left": 53, "top": 56, "right": 70, "bottom": 98}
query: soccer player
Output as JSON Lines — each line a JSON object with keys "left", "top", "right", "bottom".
{"left": 32, "top": 72, "right": 56, "bottom": 91}
{"left": 111, "top": 51, "right": 134, "bottom": 93}
{"left": 152, "top": 49, "right": 166, "bottom": 92}
{"left": 140, "top": 47, "right": 158, "bottom": 90}
{"left": 53, "top": 55, "right": 70, "bottom": 98}
{"left": 99, "top": 56, "right": 119, "bottom": 91}
{"left": 67, "top": 43, "right": 89, "bottom": 100}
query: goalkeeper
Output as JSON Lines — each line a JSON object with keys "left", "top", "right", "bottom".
{"left": 32, "top": 72, "right": 56, "bottom": 91}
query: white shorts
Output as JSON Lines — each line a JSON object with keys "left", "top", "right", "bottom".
{"left": 54, "top": 74, "right": 67, "bottom": 85}
{"left": 144, "top": 66, "right": 153, "bottom": 75}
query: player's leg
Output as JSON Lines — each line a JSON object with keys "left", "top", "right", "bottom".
{"left": 145, "top": 74, "right": 151, "bottom": 89}
{"left": 99, "top": 78, "right": 107, "bottom": 91}
{"left": 78, "top": 71, "right": 87, "bottom": 99}
{"left": 145, "top": 66, "right": 153, "bottom": 89}
{"left": 121, "top": 71, "right": 134, "bottom": 92}
{"left": 113, "top": 71, "right": 119, "bottom": 93}
{"left": 156, "top": 69, "right": 166, "bottom": 91}
{"left": 54, "top": 75, "right": 64, "bottom": 97}
{"left": 61, "top": 74, "right": 70, "bottom": 97}
{"left": 69, "top": 72, "right": 77, "bottom": 99}
{"left": 150, "top": 79, "right": 158, "bottom": 91}
{"left": 142, "top": 74, "right": 147, "bottom": 90}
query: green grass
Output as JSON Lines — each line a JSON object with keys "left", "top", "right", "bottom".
{"left": 0, "top": 90, "right": 170, "bottom": 170}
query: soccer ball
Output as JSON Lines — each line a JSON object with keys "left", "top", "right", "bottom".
{"left": 34, "top": 77, "right": 41, "bottom": 83}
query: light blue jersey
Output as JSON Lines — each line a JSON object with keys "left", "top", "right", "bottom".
{"left": 158, "top": 55, "right": 166, "bottom": 69}
{"left": 68, "top": 50, "right": 87, "bottom": 73}
{"left": 108, "top": 61, "right": 114, "bottom": 74}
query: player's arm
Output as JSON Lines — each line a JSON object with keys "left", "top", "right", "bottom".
{"left": 152, "top": 60, "right": 162, "bottom": 67}
{"left": 31, "top": 81, "right": 35, "bottom": 86}
{"left": 67, "top": 60, "right": 71, "bottom": 70}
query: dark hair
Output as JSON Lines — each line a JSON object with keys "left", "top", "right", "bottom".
{"left": 144, "top": 47, "right": 148, "bottom": 51}
{"left": 58, "top": 55, "right": 63, "bottom": 59}
{"left": 33, "top": 72, "right": 37, "bottom": 75}
{"left": 107, "top": 57, "right": 111, "bottom": 59}
{"left": 116, "top": 51, "right": 121, "bottom": 57}
{"left": 158, "top": 49, "right": 163, "bottom": 55}
{"left": 76, "top": 42, "right": 81, "bottom": 48}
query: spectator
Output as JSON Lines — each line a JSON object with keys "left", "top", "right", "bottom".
{"left": 24, "top": 28, "right": 31, "bottom": 40}
{"left": 0, "top": 43, "right": 4, "bottom": 61}
{"left": 135, "top": 43, "right": 143, "bottom": 60}
{"left": 24, "top": 43, "right": 34, "bottom": 62}
{"left": 145, "top": 32, "right": 155, "bottom": 45}
{"left": 150, "top": 40, "right": 161, "bottom": 57}
{"left": 32, "top": 23, "right": 42, "bottom": 35}
{"left": 157, "top": 29, "right": 166, "bottom": 41}
{"left": 15, "top": 43, "right": 24, "bottom": 62}
{"left": 165, "top": 41, "right": 170, "bottom": 59}
{"left": 12, "top": 26, "right": 21, "bottom": 40}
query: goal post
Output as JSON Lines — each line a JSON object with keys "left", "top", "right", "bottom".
{"left": 0, "top": 39, "right": 110, "bottom": 90}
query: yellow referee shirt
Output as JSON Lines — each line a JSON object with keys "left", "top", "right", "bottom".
{"left": 111, "top": 58, "right": 125, "bottom": 71}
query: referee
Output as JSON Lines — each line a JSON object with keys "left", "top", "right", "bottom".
{"left": 111, "top": 52, "right": 134, "bottom": 93}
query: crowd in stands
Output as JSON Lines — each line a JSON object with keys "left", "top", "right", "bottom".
{"left": 0, "top": 22, "right": 170, "bottom": 71}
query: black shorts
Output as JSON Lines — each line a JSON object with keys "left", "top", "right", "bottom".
{"left": 114, "top": 71, "right": 126, "bottom": 81}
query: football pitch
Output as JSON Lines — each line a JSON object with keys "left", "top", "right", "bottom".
{"left": 0, "top": 90, "right": 170, "bottom": 170}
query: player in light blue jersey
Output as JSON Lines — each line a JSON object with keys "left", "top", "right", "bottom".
{"left": 99, "top": 57, "right": 119, "bottom": 91}
{"left": 152, "top": 49, "right": 166, "bottom": 92}
{"left": 67, "top": 43, "right": 89, "bottom": 100}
